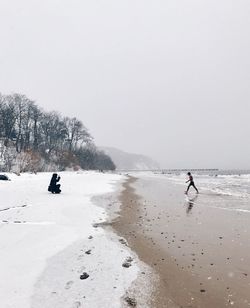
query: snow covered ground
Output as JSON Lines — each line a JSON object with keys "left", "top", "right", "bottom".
{"left": 0, "top": 171, "right": 144, "bottom": 308}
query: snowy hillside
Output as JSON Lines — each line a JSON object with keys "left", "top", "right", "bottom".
{"left": 100, "top": 147, "right": 160, "bottom": 170}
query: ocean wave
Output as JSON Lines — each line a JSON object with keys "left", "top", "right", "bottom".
{"left": 209, "top": 206, "right": 250, "bottom": 214}
{"left": 165, "top": 172, "right": 250, "bottom": 200}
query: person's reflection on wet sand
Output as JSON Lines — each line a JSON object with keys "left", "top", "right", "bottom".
{"left": 186, "top": 195, "right": 198, "bottom": 215}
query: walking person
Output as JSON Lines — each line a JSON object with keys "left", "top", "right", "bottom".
{"left": 185, "top": 172, "right": 199, "bottom": 194}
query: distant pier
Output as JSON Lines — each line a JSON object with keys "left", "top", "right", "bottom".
{"left": 117, "top": 168, "right": 219, "bottom": 173}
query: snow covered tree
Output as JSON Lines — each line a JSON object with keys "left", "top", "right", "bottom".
{"left": 0, "top": 92, "right": 115, "bottom": 172}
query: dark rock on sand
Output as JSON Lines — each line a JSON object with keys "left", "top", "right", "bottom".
{"left": 0, "top": 174, "right": 9, "bottom": 181}
{"left": 119, "top": 238, "right": 128, "bottom": 246}
{"left": 122, "top": 256, "right": 133, "bottom": 268}
{"left": 122, "top": 262, "right": 132, "bottom": 268}
{"left": 124, "top": 296, "right": 137, "bottom": 307}
{"left": 80, "top": 272, "right": 89, "bottom": 280}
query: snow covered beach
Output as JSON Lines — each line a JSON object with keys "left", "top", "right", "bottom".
{"left": 0, "top": 172, "right": 150, "bottom": 308}
{"left": 4, "top": 170, "right": 250, "bottom": 308}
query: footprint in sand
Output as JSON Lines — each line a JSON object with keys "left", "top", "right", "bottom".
{"left": 65, "top": 281, "right": 74, "bottom": 290}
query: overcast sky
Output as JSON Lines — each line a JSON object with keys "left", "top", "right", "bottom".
{"left": 0, "top": 0, "right": 250, "bottom": 168}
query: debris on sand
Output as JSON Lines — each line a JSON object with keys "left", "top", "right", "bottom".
{"left": 119, "top": 238, "right": 128, "bottom": 246}
{"left": 124, "top": 296, "right": 137, "bottom": 307}
{"left": 0, "top": 174, "right": 10, "bottom": 181}
{"left": 80, "top": 272, "right": 89, "bottom": 280}
{"left": 122, "top": 262, "right": 131, "bottom": 268}
{"left": 122, "top": 256, "right": 133, "bottom": 268}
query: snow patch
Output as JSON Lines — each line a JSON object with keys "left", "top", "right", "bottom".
{"left": 0, "top": 171, "right": 146, "bottom": 308}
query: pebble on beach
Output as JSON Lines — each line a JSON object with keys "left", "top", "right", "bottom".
{"left": 80, "top": 272, "right": 89, "bottom": 280}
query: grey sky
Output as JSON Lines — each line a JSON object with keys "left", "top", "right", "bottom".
{"left": 1, "top": 0, "right": 250, "bottom": 169}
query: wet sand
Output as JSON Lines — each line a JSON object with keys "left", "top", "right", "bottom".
{"left": 112, "top": 175, "right": 250, "bottom": 308}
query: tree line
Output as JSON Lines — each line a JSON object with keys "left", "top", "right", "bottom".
{"left": 0, "top": 93, "right": 115, "bottom": 172}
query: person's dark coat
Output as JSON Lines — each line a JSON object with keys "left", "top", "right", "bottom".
{"left": 48, "top": 173, "right": 61, "bottom": 194}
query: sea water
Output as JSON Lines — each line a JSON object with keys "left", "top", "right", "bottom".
{"left": 150, "top": 170, "right": 250, "bottom": 213}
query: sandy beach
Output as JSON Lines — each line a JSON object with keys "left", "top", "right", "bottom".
{"left": 113, "top": 173, "right": 250, "bottom": 308}
{"left": 1, "top": 171, "right": 250, "bottom": 307}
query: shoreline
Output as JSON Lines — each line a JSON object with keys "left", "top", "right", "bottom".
{"left": 112, "top": 174, "right": 250, "bottom": 307}
{"left": 92, "top": 175, "right": 155, "bottom": 308}
{"left": 112, "top": 176, "right": 177, "bottom": 308}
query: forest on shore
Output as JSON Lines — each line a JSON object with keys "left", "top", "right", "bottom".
{"left": 0, "top": 93, "right": 115, "bottom": 173}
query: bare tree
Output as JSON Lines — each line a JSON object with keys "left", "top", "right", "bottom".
{"left": 1, "top": 95, "right": 18, "bottom": 146}
{"left": 64, "top": 117, "right": 92, "bottom": 151}
{"left": 0, "top": 92, "right": 115, "bottom": 172}
{"left": 40, "top": 112, "right": 67, "bottom": 154}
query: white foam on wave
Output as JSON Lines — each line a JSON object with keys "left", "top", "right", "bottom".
{"left": 164, "top": 172, "right": 250, "bottom": 200}
{"left": 209, "top": 206, "right": 250, "bottom": 214}
{"left": 203, "top": 187, "right": 248, "bottom": 198}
